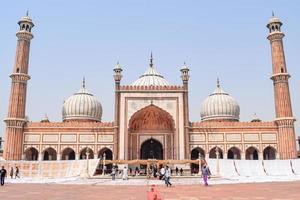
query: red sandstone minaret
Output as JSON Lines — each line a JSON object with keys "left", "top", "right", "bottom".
{"left": 267, "top": 13, "right": 297, "bottom": 159}
{"left": 180, "top": 63, "right": 190, "bottom": 158}
{"left": 113, "top": 62, "right": 123, "bottom": 159}
{"left": 3, "top": 12, "right": 34, "bottom": 160}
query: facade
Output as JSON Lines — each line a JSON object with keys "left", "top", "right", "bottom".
{"left": 3, "top": 14, "right": 297, "bottom": 162}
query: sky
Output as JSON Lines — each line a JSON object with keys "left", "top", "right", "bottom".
{"left": 0, "top": 0, "right": 300, "bottom": 140}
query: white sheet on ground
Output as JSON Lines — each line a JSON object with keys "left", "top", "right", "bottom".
{"left": 291, "top": 159, "right": 300, "bottom": 175}
{"left": 234, "top": 160, "right": 265, "bottom": 177}
{"left": 263, "top": 160, "right": 294, "bottom": 176}
{"left": 206, "top": 159, "right": 238, "bottom": 177}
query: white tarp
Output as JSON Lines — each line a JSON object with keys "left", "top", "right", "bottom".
{"left": 291, "top": 159, "right": 300, "bottom": 175}
{"left": 234, "top": 160, "right": 266, "bottom": 177}
{"left": 219, "top": 159, "right": 238, "bottom": 178}
{"left": 263, "top": 160, "right": 294, "bottom": 176}
{"left": 206, "top": 159, "right": 217, "bottom": 175}
{"left": 206, "top": 159, "right": 238, "bottom": 177}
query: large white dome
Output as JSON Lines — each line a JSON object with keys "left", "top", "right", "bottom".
{"left": 200, "top": 81, "right": 240, "bottom": 122}
{"left": 131, "top": 54, "right": 169, "bottom": 86}
{"left": 62, "top": 81, "right": 102, "bottom": 122}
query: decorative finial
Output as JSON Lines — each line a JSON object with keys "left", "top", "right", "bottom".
{"left": 217, "top": 77, "right": 220, "bottom": 88}
{"left": 272, "top": 10, "right": 275, "bottom": 17}
{"left": 26, "top": 10, "right": 29, "bottom": 16}
{"left": 82, "top": 77, "right": 86, "bottom": 88}
{"left": 150, "top": 52, "right": 153, "bottom": 68}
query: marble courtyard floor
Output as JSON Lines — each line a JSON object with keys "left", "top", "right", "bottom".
{"left": 0, "top": 181, "right": 299, "bottom": 200}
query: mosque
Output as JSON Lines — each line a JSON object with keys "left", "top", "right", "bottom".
{"left": 2, "top": 14, "right": 298, "bottom": 163}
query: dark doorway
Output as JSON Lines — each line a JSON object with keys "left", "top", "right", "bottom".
{"left": 140, "top": 138, "right": 163, "bottom": 160}
{"left": 245, "top": 147, "right": 259, "bottom": 160}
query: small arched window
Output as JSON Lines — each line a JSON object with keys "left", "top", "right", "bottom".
{"left": 26, "top": 25, "right": 29, "bottom": 31}
{"left": 16, "top": 68, "right": 20, "bottom": 73}
{"left": 272, "top": 26, "right": 275, "bottom": 31}
{"left": 22, "top": 24, "right": 25, "bottom": 30}
{"left": 281, "top": 68, "right": 284, "bottom": 73}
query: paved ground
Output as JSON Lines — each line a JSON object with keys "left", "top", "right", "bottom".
{"left": 0, "top": 181, "right": 299, "bottom": 200}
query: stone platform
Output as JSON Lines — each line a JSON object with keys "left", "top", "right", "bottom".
{"left": 0, "top": 181, "right": 299, "bottom": 200}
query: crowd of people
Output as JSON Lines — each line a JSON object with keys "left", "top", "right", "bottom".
{"left": 107, "top": 161, "right": 211, "bottom": 187}
{"left": 0, "top": 162, "right": 211, "bottom": 187}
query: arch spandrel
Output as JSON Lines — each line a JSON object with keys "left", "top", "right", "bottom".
{"left": 126, "top": 99, "right": 177, "bottom": 127}
{"left": 128, "top": 104, "right": 175, "bottom": 133}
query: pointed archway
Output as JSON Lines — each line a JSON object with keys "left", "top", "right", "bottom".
{"left": 128, "top": 104, "right": 175, "bottom": 160}
{"left": 140, "top": 138, "right": 163, "bottom": 159}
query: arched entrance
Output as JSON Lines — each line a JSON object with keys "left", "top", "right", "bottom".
{"left": 61, "top": 148, "right": 75, "bottom": 160}
{"left": 140, "top": 138, "right": 163, "bottom": 160}
{"left": 128, "top": 104, "right": 175, "bottom": 160}
{"left": 24, "top": 147, "right": 38, "bottom": 161}
{"left": 263, "top": 146, "right": 276, "bottom": 160}
{"left": 98, "top": 148, "right": 113, "bottom": 160}
{"left": 190, "top": 147, "right": 205, "bottom": 174}
{"left": 95, "top": 148, "right": 113, "bottom": 175}
{"left": 43, "top": 147, "right": 57, "bottom": 161}
{"left": 191, "top": 147, "right": 205, "bottom": 159}
{"left": 245, "top": 147, "right": 259, "bottom": 160}
{"left": 209, "top": 147, "right": 223, "bottom": 159}
{"left": 227, "top": 147, "right": 241, "bottom": 159}
{"left": 80, "top": 148, "right": 94, "bottom": 160}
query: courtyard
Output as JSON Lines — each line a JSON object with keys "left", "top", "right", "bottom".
{"left": 0, "top": 181, "right": 299, "bottom": 200}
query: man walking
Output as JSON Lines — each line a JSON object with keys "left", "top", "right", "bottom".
{"left": 111, "top": 166, "right": 116, "bottom": 180}
{"left": 15, "top": 166, "right": 20, "bottom": 178}
{"left": 164, "top": 166, "right": 172, "bottom": 187}
{"left": 0, "top": 166, "right": 7, "bottom": 186}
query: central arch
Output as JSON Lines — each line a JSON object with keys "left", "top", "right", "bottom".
{"left": 128, "top": 104, "right": 175, "bottom": 160}
{"left": 140, "top": 138, "right": 163, "bottom": 159}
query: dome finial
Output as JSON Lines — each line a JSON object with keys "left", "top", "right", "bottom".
{"left": 150, "top": 52, "right": 153, "bottom": 68}
{"left": 82, "top": 77, "right": 86, "bottom": 88}
{"left": 26, "top": 10, "right": 29, "bottom": 16}
{"left": 272, "top": 10, "right": 275, "bottom": 17}
{"left": 217, "top": 77, "right": 220, "bottom": 88}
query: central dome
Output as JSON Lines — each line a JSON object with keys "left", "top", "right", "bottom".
{"left": 62, "top": 79, "right": 102, "bottom": 122}
{"left": 131, "top": 54, "right": 169, "bottom": 86}
{"left": 200, "top": 80, "right": 240, "bottom": 122}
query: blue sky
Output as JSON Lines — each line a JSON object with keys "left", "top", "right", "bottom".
{"left": 0, "top": 0, "right": 300, "bottom": 138}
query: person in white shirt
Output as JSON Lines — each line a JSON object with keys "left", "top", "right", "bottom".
{"left": 122, "top": 166, "right": 128, "bottom": 180}
{"left": 160, "top": 166, "right": 165, "bottom": 180}
{"left": 164, "top": 166, "right": 172, "bottom": 187}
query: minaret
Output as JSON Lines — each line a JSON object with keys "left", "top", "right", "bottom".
{"left": 180, "top": 63, "right": 190, "bottom": 159}
{"left": 113, "top": 62, "right": 123, "bottom": 159}
{"left": 3, "top": 13, "right": 34, "bottom": 160}
{"left": 267, "top": 13, "right": 297, "bottom": 159}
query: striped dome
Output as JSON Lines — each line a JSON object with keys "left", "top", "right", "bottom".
{"left": 131, "top": 54, "right": 169, "bottom": 86}
{"left": 201, "top": 80, "right": 240, "bottom": 121}
{"left": 62, "top": 80, "right": 102, "bottom": 122}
